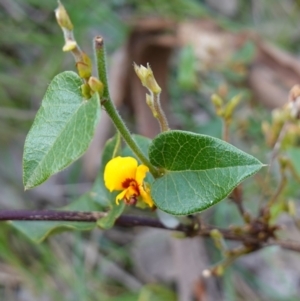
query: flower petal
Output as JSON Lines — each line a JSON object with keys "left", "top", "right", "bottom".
{"left": 135, "top": 164, "right": 149, "bottom": 185}
{"left": 139, "top": 185, "right": 154, "bottom": 207}
{"left": 104, "top": 156, "right": 138, "bottom": 191}
{"left": 116, "top": 185, "right": 139, "bottom": 205}
{"left": 116, "top": 190, "right": 127, "bottom": 204}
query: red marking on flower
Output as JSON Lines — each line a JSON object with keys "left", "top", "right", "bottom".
{"left": 122, "top": 178, "right": 134, "bottom": 188}
{"left": 122, "top": 178, "right": 140, "bottom": 195}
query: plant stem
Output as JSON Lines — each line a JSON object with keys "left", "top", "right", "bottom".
{"left": 152, "top": 92, "right": 170, "bottom": 132}
{"left": 2, "top": 209, "right": 300, "bottom": 252}
{"left": 93, "top": 36, "right": 160, "bottom": 177}
{"left": 94, "top": 36, "right": 110, "bottom": 100}
{"left": 222, "top": 119, "right": 230, "bottom": 142}
{"left": 0, "top": 210, "right": 192, "bottom": 233}
{"left": 55, "top": 2, "right": 84, "bottom": 64}
{"left": 0, "top": 210, "right": 106, "bottom": 221}
{"left": 1, "top": 209, "right": 300, "bottom": 252}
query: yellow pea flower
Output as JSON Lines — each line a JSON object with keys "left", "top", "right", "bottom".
{"left": 104, "top": 156, "right": 154, "bottom": 208}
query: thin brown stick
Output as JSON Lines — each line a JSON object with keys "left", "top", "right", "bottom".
{"left": 0, "top": 210, "right": 106, "bottom": 222}
{"left": 0, "top": 210, "right": 299, "bottom": 253}
{"left": 0, "top": 210, "right": 192, "bottom": 233}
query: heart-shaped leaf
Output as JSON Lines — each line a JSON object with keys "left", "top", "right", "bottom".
{"left": 149, "top": 130, "right": 264, "bottom": 215}
{"left": 23, "top": 71, "right": 100, "bottom": 189}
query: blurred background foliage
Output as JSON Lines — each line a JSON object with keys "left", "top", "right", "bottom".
{"left": 1, "top": 0, "right": 300, "bottom": 300}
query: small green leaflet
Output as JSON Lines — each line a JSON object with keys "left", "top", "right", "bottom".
{"left": 149, "top": 130, "right": 264, "bottom": 215}
{"left": 23, "top": 71, "right": 100, "bottom": 189}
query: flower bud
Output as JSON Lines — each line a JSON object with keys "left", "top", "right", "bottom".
{"left": 76, "top": 53, "right": 92, "bottom": 79}
{"left": 88, "top": 76, "right": 104, "bottom": 95}
{"left": 134, "top": 63, "right": 161, "bottom": 94}
{"left": 224, "top": 94, "right": 241, "bottom": 119}
{"left": 211, "top": 94, "right": 223, "bottom": 108}
{"left": 81, "top": 83, "right": 91, "bottom": 99}
{"left": 55, "top": 1, "right": 73, "bottom": 30}
{"left": 211, "top": 94, "right": 223, "bottom": 116}
{"left": 76, "top": 62, "right": 91, "bottom": 79}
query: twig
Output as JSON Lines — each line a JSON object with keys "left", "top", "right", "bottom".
{"left": 0, "top": 210, "right": 192, "bottom": 233}
{"left": 0, "top": 210, "right": 106, "bottom": 221}
{"left": 1, "top": 210, "right": 300, "bottom": 253}
{"left": 200, "top": 227, "right": 300, "bottom": 254}
{"left": 151, "top": 90, "right": 170, "bottom": 132}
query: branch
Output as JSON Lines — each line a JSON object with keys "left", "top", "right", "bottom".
{"left": 0, "top": 210, "right": 106, "bottom": 221}
{"left": 0, "top": 210, "right": 192, "bottom": 232}
{"left": 1, "top": 210, "right": 300, "bottom": 253}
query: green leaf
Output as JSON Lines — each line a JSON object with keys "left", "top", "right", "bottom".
{"left": 23, "top": 71, "right": 100, "bottom": 190}
{"left": 149, "top": 130, "right": 264, "bottom": 215}
{"left": 10, "top": 197, "right": 102, "bottom": 243}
